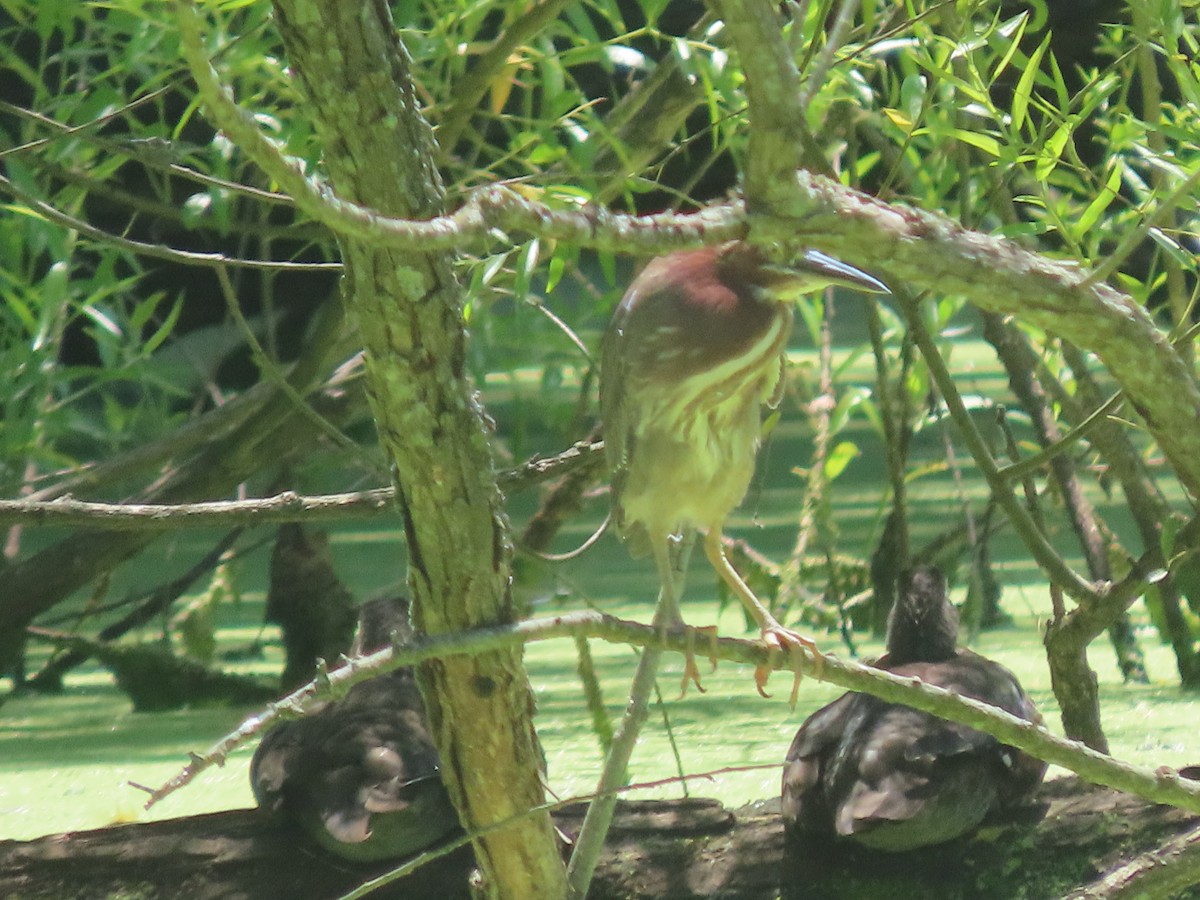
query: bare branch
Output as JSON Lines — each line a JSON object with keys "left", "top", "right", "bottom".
{"left": 169, "top": 0, "right": 1200, "bottom": 510}
{"left": 143, "top": 610, "right": 1200, "bottom": 817}
{"left": 214, "top": 266, "right": 377, "bottom": 473}
{"left": 0, "top": 490, "right": 393, "bottom": 530}
{"left": 0, "top": 440, "right": 605, "bottom": 529}
{"left": 898, "top": 287, "right": 1099, "bottom": 603}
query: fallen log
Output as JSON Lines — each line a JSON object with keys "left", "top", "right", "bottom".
{"left": 2, "top": 779, "right": 1197, "bottom": 899}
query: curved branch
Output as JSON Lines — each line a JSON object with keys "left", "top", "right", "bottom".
{"left": 899, "top": 287, "right": 1099, "bottom": 603}
{"left": 174, "top": 0, "right": 1200, "bottom": 506}
{"left": 145, "top": 610, "right": 1200, "bottom": 816}
{"left": 174, "top": 0, "right": 743, "bottom": 255}
{"left": 763, "top": 170, "right": 1200, "bottom": 501}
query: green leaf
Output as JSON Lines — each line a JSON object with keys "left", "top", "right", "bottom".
{"left": 949, "top": 127, "right": 1001, "bottom": 157}
{"left": 761, "top": 408, "right": 782, "bottom": 439}
{"left": 795, "top": 296, "right": 823, "bottom": 346}
{"left": 823, "top": 441, "right": 860, "bottom": 481}
{"left": 598, "top": 251, "right": 617, "bottom": 289}
{"left": 144, "top": 295, "right": 184, "bottom": 355}
{"left": 545, "top": 255, "right": 566, "bottom": 294}
{"left": 905, "top": 460, "right": 949, "bottom": 483}
{"left": 1035, "top": 120, "right": 1073, "bottom": 180}
{"left": 858, "top": 397, "right": 884, "bottom": 438}
{"left": 991, "top": 13, "right": 1030, "bottom": 83}
{"left": 1011, "top": 33, "right": 1050, "bottom": 133}
{"left": 900, "top": 73, "right": 927, "bottom": 122}
{"left": 129, "top": 291, "right": 165, "bottom": 332}
{"left": 3, "top": 290, "right": 36, "bottom": 333}
{"left": 829, "top": 386, "right": 870, "bottom": 435}
{"left": 1075, "top": 163, "right": 1123, "bottom": 235}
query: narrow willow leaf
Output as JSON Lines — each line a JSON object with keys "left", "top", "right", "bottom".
{"left": 1011, "top": 34, "right": 1050, "bottom": 133}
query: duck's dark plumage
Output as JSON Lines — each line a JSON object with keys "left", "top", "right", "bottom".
{"left": 782, "top": 566, "right": 1046, "bottom": 851}
{"left": 251, "top": 598, "right": 458, "bottom": 861}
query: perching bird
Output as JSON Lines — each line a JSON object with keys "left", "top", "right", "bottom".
{"left": 251, "top": 598, "right": 458, "bottom": 861}
{"left": 600, "top": 241, "right": 888, "bottom": 690}
{"left": 782, "top": 566, "right": 1047, "bottom": 851}
{"left": 568, "top": 244, "right": 889, "bottom": 896}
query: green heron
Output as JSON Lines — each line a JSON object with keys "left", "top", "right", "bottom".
{"left": 781, "top": 566, "right": 1047, "bottom": 850}
{"left": 569, "top": 242, "right": 888, "bottom": 898}
{"left": 601, "top": 240, "right": 888, "bottom": 691}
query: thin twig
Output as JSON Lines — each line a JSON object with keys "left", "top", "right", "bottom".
{"left": 574, "top": 635, "right": 613, "bottom": 754}
{"left": 0, "top": 440, "right": 606, "bottom": 528}
{"left": 997, "top": 390, "right": 1124, "bottom": 483}
{"left": 0, "top": 489, "right": 394, "bottom": 529}
{"left": 798, "top": 0, "right": 861, "bottom": 108}
{"left": 214, "top": 266, "right": 382, "bottom": 475}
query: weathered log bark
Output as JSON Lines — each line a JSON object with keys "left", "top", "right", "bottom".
{"left": 3, "top": 782, "right": 1198, "bottom": 900}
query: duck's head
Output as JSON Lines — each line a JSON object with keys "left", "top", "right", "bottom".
{"left": 885, "top": 566, "right": 958, "bottom": 665}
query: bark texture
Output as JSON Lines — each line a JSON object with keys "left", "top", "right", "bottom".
{"left": 267, "top": 1, "right": 565, "bottom": 896}
{"left": 2, "top": 783, "right": 1198, "bottom": 899}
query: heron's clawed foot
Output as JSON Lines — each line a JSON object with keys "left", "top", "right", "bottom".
{"left": 677, "top": 625, "right": 718, "bottom": 697}
{"left": 754, "top": 626, "right": 823, "bottom": 705}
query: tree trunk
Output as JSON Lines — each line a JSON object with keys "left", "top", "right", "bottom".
{"left": 267, "top": 2, "right": 566, "bottom": 896}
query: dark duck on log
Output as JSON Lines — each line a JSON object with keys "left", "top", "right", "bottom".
{"left": 782, "top": 566, "right": 1047, "bottom": 851}
{"left": 251, "top": 598, "right": 458, "bottom": 861}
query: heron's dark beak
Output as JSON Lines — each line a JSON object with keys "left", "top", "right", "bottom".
{"left": 794, "top": 249, "right": 890, "bottom": 294}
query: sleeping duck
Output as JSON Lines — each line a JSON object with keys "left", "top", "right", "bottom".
{"left": 251, "top": 597, "right": 458, "bottom": 861}
{"left": 782, "top": 566, "right": 1046, "bottom": 851}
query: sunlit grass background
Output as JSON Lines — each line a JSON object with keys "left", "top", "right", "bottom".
{"left": 3, "top": 333, "right": 1198, "bottom": 842}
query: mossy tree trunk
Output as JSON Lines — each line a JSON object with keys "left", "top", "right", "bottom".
{"left": 268, "top": 2, "right": 567, "bottom": 897}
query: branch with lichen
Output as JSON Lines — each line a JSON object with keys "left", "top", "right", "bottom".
{"left": 140, "top": 609, "right": 1200, "bottom": 816}
{"left": 174, "top": 0, "right": 743, "bottom": 255}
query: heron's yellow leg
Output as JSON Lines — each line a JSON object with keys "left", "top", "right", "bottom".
{"left": 702, "top": 529, "right": 823, "bottom": 702}
{"left": 650, "top": 532, "right": 704, "bottom": 695}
